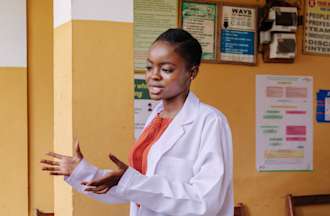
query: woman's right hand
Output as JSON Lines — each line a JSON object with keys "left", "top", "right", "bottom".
{"left": 40, "top": 138, "right": 84, "bottom": 176}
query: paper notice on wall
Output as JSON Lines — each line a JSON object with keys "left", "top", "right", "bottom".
{"left": 181, "top": 1, "right": 217, "bottom": 60}
{"left": 134, "top": 0, "right": 178, "bottom": 70}
{"left": 316, "top": 89, "right": 330, "bottom": 122}
{"left": 220, "top": 5, "right": 257, "bottom": 64}
{"left": 134, "top": 74, "right": 158, "bottom": 139}
{"left": 304, "top": 0, "right": 330, "bottom": 55}
{"left": 326, "top": 97, "right": 330, "bottom": 121}
{"left": 256, "top": 75, "right": 313, "bottom": 171}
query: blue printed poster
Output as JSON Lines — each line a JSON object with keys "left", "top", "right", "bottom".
{"left": 316, "top": 90, "right": 330, "bottom": 123}
{"left": 221, "top": 30, "right": 254, "bottom": 55}
{"left": 220, "top": 5, "right": 256, "bottom": 64}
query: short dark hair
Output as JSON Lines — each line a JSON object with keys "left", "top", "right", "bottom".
{"left": 153, "top": 28, "right": 202, "bottom": 69}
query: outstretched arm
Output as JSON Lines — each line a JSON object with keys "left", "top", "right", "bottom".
{"left": 40, "top": 138, "right": 83, "bottom": 176}
{"left": 40, "top": 139, "right": 128, "bottom": 204}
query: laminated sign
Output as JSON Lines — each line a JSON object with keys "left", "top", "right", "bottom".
{"left": 304, "top": 0, "right": 330, "bottom": 55}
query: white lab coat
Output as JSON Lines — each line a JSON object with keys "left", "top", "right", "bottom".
{"left": 65, "top": 92, "right": 233, "bottom": 216}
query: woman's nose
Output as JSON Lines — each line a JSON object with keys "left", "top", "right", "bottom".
{"left": 150, "top": 68, "right": 161, "bottom": 80}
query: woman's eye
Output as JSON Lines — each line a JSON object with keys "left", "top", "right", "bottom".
{"left": 145, "top": 66, "right": 152, "bottom": 71}
{"left": 161, "top": 68, "right": 173, "bottom": 73}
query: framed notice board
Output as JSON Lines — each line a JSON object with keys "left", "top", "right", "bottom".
{"left": 303, "top": 0, "right": 330, "bottom": 56}
{"left": 219, "top": 4, "right": 258, "bottom": 65}
{"left": 179, "top": 0, "right": 218, "bottom": 63}
{"left": 179, "top": 1, "right": 258, "bottom": 65}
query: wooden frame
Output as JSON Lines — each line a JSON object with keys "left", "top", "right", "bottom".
{"left": 178, "top": 0, "right": 219, "bottom": 64}
{"left": 287, "top": 194, "right": 330, "bottom": 216}
{"left": 35, "top": 209, "right": 54, "bottom": 216}
{"left": 234, "top": 202, "right": 246, "bottom": 216}
{"left": 179, "top": 1, "right": 258, "bottom": 65}
{"left": 218, "top": 3, "right": 258, "bottom": 66}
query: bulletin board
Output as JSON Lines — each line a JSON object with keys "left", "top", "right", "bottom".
{"left": 178, "top": 0, "right": 258, "bottom": 65}
{"left": 179, "top": 0, "right": 219, "bottom": 63}
{"left": 219, "top": 3, "right": 258, "bottom": 65}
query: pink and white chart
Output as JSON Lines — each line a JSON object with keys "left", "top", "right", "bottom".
{"left": 256, "top": 75, "right": 313, "bottom": 171}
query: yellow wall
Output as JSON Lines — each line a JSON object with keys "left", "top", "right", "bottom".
{"left": 27, "top": 0, "right": 54, "bottom": 215}
{"left": 191, "top": 21, "right": 330, "bottom": 216}
{"left": 53, "top": 20, "right": 133, "bottom": 216}
{"left": 54, "top": 21, "right": 73, "bottom": 216}
{"left": 72, "top": 20, "right": 133, "bottom": 216}
{"left": 50, "top": 3, "right": 330, "bottom": 216}
{"left": 0, "top": 68, "right": 28, "bottom": 216}
{"left": 7, "top": 1, "right": 328, "bottom": 216}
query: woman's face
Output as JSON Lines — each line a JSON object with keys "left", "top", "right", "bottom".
{"left": 145, "top": 41, "right": 192, "bottom": 102}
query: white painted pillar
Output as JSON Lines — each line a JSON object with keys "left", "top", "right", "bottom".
{"left": 53, "top": 1, "right": 133, "bottom": 216}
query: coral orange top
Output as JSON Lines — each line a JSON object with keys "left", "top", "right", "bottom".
{"left": 129, "top": 114, "right": 172, "bottom": 175}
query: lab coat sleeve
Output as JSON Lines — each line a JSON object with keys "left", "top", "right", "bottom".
{"left": 65, "top": 159, "right": 128, "bottom": 204}
{"left": 113, "top": 116, "right": 232, "bottom": 215}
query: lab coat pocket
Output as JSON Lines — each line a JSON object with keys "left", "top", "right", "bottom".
{"left": 157, "top": 156, "right": 193, "bottom": 182}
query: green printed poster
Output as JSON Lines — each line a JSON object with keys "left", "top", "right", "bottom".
{"left": 134, "top": 74, "right": 158, "bottom": 139}
{"left": 182, "top": 2, "right": 217, "bottom": 60}
{"left": 135, "top": 78, "right": 150, "bottom": 100}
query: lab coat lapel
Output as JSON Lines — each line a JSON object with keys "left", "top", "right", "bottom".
{"left": 147, "top": 92, "right": 199, "bottom": 175}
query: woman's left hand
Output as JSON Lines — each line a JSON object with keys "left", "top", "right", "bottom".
{"left": 81, "top": 153, "right": 128, "bottom": 194}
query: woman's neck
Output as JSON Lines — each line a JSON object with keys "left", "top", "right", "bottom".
{"left": 160, "top": 91, "right": 189, "bottom": 119}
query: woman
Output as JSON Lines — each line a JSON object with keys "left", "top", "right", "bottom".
{"left": 41, "top": 28, "right": 233, "bottom": 216}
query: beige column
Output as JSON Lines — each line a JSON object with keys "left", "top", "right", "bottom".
{"left": 27, "top": 0, "right": 54, "bottom": 215}
{"left": 53, "top": 0, "right": 134, "bottom": 215}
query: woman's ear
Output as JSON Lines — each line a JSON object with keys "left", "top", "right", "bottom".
{"left": 190, "top": 65, "right": 199, "bottom": 80}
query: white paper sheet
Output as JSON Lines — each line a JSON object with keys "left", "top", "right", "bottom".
{"left": 256, "top": 75, "right": 313, "bottom": 171}
{"left": 134, "top": 74, "right": 158, "bottom": 139}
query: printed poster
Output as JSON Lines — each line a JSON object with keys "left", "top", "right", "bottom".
{"left": 304, "top": 0, "right": 330, "bottom": 55}
{"left": 134, "top": 74, "right": 158, "bottom": 139}
{"left": 134, "top": 0, "right": 178, "bottom": 70}
{"left": 256, "top": 75, "right": 313, "bottom": 171}
{"left": 181, "top": 1, "right": 217, "bottom": 60}
{"left": 220, "top": 5, "right": 257, "bottom": 64}
{"left": 316, "top": 89, "right": 330, "bottom": 122}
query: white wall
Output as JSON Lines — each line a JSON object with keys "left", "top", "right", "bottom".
{"left": 54, "top": 0, "right": 72, "bottom": 28}
{"left": 54, "top": 0, "right": 133, "bottom": 28}
{"left": 0, "top": 0, "right": 26, "bottom": 67}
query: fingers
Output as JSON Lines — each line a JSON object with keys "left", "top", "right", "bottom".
{"left": 49, "top": 171, "right": 70, "bottom": 176}
{"left": 42, "top": 166, "right": 60, "bottom": 172}
{"left": 46, "top": 152, "right": 66, "bottom": 159}
{"left": 41, "top": 153, "right": 71, "bottom": 177}
{"left": 84, "top": 184, "right": 110, "bottom": 194}
{"left": 41, "top": 165, "right": 69, "bottom": 176}
{"left": 41, "top": 163, "right": 69, "bottom": 176}
{"left": 109, "top": 153, "right": 127, "bottom": 170}
{"left": 74, "top": 138, "right": 84, "bottom": 159}
{"left": 81, "top": 172, "right": 120, "bottom": 187}
{"left": 81, "top": 178, "right": 109, "bottom": 187}
{"left": 40, "top": 159, "right": 60, "bottom": 166}
{"left": 94, "top": 187, "right": 110, "bottom": 194}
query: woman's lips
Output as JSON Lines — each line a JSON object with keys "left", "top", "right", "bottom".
{"left": 149, "top": 86, "right": 163, "bottom": 94}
